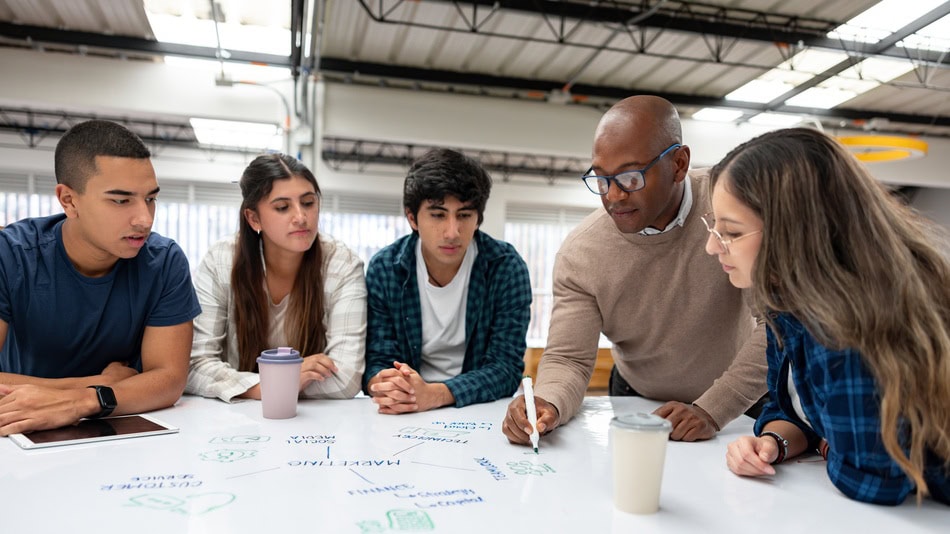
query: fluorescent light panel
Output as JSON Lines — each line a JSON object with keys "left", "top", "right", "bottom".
{"left": 163, "top": 56, "right": 289, "bottom": 83}
{"left": 190, "top": 118, "right": 282, "bottom": 150}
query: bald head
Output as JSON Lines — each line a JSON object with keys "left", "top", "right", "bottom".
{"left": 595, "top": 95, "right": 682, "bottom": 154}
{"left": 589, "top": 95, "right": 690, "bottom": 234}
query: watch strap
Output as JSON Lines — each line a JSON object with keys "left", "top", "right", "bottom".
{"left": 760, "top": 430, "right": 789, "bottom": 464}
{"left": 87, "top": 385, "right": 117, "bottom": 419}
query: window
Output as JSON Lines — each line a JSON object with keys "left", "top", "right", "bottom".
{"left": 0, "top": 175, "right": 409, "bottom": 274}
{"left": 505, "top": 203, "right": 595, "bottom": 347}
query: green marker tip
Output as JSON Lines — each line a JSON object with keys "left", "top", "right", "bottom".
{"left": 533, "top": 447, "right": 539, "bottom": 454}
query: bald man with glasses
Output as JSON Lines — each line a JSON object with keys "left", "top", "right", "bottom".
{"left": 503, "top": 95, "right": 768, "bottom": 444}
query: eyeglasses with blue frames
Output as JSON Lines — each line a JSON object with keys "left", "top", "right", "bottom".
{"left": 701, "top": 213, "right": 762, "bottom": 254}
{"left": 581, "top": 143, "right": 682, "bottom": 195}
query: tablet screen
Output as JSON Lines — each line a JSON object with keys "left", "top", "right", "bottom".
{"left": 8, "top": 415, "right": 178, "bottom": 449}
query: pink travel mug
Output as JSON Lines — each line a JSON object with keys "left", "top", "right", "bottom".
{"left": 256, "top": 347, "right": 303, "bottom": 419}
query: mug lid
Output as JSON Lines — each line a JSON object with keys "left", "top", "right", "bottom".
{"left": 610, "top": 412, "right": 672, "bottom": 432}
{"left": 257, "top": 346, "right": 303, "bottom": 364}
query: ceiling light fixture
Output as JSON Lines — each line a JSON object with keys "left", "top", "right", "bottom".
{"left": 837, "top": 135, "right": 928, "bottom": 163}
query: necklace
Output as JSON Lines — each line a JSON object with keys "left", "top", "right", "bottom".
{"left": 427, "top": 268, "right": 445, "bottom": 288}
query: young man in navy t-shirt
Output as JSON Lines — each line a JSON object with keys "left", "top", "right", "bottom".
{"left": 0, "top": 120, "right": 201, "bottom": 436}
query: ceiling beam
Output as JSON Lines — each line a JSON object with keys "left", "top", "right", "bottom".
{"left": 766, "top": 3, "right": 950, "bottom": 109}
{"left": 0, "top": 22, "right": 291, "bottom": 67}
{"left": 319, "top": 57, "right": 950, "bottom": 129}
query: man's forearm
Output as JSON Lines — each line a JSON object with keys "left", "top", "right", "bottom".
{"left": 1, "top": 372, "right": 101, "bottom": 389}
{"left": 109, "top": 368, "right": 186, "bottom": 416}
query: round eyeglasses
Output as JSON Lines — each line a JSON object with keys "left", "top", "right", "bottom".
{"left": 701, "top": 213, "right": 761, "bottom": 254}
{"left": 581, "top": 143, "right": 681, "bottom": 195}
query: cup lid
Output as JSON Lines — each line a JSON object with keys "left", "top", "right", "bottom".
{"left": 610, "top": 412, "right": 672, "bottom": 432}
{"left": 257, "top": 346, "right": 303, "bottom": 364}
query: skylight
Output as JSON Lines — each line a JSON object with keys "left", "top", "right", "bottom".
{"left": 145, "top": 0, "right": 291, "bottom": 56}
{"left": 898, "top": 14, "right": 950, "bottom": 51}
{"left": 726, "top": 49, "right": 849, "bottom": 103}
{"left": 837, "top": 58, "right": 917, "bottom": 84}
{"left": 784, "top": 87, "right": 858, "bottom": 109}
{"left": 783, "top": 57, "right": 917, "bottom": 109}
{"left": 827, "top": 0, "right": 944, "bottom": 44}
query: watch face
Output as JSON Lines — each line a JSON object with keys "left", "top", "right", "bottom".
{"left": 98, "top": 386, "right": 117, "bottom": 408}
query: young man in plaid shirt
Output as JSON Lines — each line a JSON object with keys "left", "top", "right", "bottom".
{"left": 363, "top": 148, "right": 531, "bottom": 414}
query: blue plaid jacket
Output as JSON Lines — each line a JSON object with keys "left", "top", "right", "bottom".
{"left": 362, "top": 230, "right": 531, "bottom": 407}
{"left": 755, "top": 313, "right": 949, "bottom": 506}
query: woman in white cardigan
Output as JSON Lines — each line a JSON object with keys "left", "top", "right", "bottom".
{"left": 186, "top": 153, "right": 366, "bottom": 402}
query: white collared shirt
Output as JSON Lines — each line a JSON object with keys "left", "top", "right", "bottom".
{"left": 639, "top": 177, "right": 693, "bottom": 236}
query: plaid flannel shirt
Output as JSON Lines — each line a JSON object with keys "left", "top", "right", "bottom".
{"left": 755, "top": 312, "right": 949, "bottom": 506}
{"left": 363, "top": 230, "right": 531, "bottom": 407}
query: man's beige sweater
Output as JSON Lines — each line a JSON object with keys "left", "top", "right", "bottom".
{"left": 535, "top": 170, "right": 767, "bottom": 429}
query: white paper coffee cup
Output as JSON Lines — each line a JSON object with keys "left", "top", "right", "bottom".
{"left": 610, "top": 412, "right": 672, "bottom": 514}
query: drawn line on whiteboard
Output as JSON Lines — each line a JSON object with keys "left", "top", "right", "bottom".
{"left": 327, "top": 446, "right": 331, "bottom": 459}
{"left": 410, "top": 461, "right": 476, "bottom": 471}
{"left": 350, "top": 468, "right": 374, "bottom": 484}
{"left": 225, "top": 466, "right": 281, "bottom": 479}
{"left": 392, "top": 442, "right": 424, "bottom": 456}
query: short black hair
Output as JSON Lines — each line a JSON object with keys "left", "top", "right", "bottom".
{"left": 403, "top": 148, "right": 492, "bottom": 225}
{"left": 54, "top": 120, "right": 151, "bottom": 193}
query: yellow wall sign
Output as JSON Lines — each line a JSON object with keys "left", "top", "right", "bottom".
{"left": 837, "top": 135, "right": 928, "bottom": 163}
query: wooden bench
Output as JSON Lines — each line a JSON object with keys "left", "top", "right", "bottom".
{"left": 523, "top": 347, "right": 614, "bottom": 396}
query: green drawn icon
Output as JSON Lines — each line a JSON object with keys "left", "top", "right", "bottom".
{"left": 128, "top": 493, "right": 235, "bottom": 515}
{"left": 200, "top": 449, "right": 257, "bottom": 463}
{"left": 210, "top": 435, "right": 270, "bottom": 444}
{"left": 506, "top": 460, "right": 556, "bottom": 476}
{"left": 356, "top": 520, "right": 386, "bottom": 533}
{"left": 128, "top": 494, "right": 184, "bottom": 511}
{"left": 387, "top": 509, "right": 435, "bottom": 531}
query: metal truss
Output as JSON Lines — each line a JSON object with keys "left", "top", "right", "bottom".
{"left": 318, "top": 59, "right": 950, "bottom": 132}
{"left": 322, "top": 136, "right": 588, "bottom": 184}
{"left": 0, "top": 22, "right": 290, "bottom": 67}
{"left": 0, "top": 107, "right": 260, "bottom": 155}
{"left": 357, "top": 0, "right": 950, "bottom": 69}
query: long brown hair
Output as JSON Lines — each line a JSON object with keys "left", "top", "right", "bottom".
{"left": 231, "top": 153, "right": 327, "bottom": 372}
{"left": 711, "top": 127, "right": 950, "bottom": 502}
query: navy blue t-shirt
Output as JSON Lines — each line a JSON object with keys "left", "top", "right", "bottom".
{"left": 0, "top": 214, "right": 201, "bottom": 378}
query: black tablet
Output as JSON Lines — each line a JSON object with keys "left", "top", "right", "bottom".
{"left": 8, "top": 414, "right": 178, "bottom": 449}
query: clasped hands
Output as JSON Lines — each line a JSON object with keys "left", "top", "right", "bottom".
{"left": 368, "top": 361, "right": 452, "bottom": 414}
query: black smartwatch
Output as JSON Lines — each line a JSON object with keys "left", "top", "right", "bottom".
{"left": 87, "top": 385, "right": 117, "bottom": 419}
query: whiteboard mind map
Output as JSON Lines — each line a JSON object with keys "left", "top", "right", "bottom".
{"left": 82, "top": 404, "right": 576, "bottom": 533}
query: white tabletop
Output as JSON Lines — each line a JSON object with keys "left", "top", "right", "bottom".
{"left": 1, "top": 395, "right": 945, "bottom": 532}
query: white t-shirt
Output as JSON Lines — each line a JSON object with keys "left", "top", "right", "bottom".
{"left": 415, "top": 239, "right": 478, "bottom": 382}
{"left": 787, "top": 367, "right": 812, "bottom": 428}
{"left": 265, "top": 290, "right": 291, "bottom": 349}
